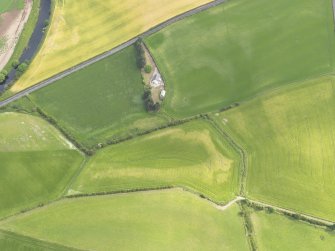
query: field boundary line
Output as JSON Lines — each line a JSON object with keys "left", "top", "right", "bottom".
{"left": 0, "top": 229, "right": 87, "bottom": 251}
{"left": 61, "top": 157, "right": 89, "bottom": 197}
{"left": 245, "top": 198, "right": 335, "bottom": 227}
{"left": 238, "top": 202, "right": 258, "bottom": 251}
{"left": 205, "top": 116, "right": 249, "bottom": 196}
{"left": 0, "top": 0, "right": 228, "bottom": 106}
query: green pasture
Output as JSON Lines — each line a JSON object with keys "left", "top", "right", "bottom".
{"left": 30, "top": 47, "right": 169, "bottom": 147}
{"left": 0, "top": 190, "right": 249, "bottom": 251}
{"left": 0, "top": 0, "right": 24, "bottom": 14}
{"left": 214, "top": 76, "right": 335, "bottom": 221}
{"left": 0, "top": 230, "right": 79, "bottom": 251}
{"left": 251, "top": 210, "right": 335, "bottom": 251}
{"left": 146, "top": 0, "right": 335, "bottom": 117}
{"left": 0, "top": 112, "right": 84, "bottom": 218}
{"left": 71, "top": 120, "right": 240, "bottom": 202}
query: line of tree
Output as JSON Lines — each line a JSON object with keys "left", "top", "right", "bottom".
{"left": 134, "top": 38, "right": 146, "bottom": 69}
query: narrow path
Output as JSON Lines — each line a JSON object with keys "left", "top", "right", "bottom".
{"left": 216, "top": 196, "right": 244, "bottom": 211}
{"left": 0, "top": 0, "right": 227, "bottom": 107}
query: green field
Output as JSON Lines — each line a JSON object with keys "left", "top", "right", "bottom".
{"left": 0, "top": 112, "right": 84, "bottom": 218}
{"left": 0, "top": 230, "right": 80, "bottom": 251}
{"left": 30, "top": 47, "right": 169, "bottom": 147}
{"left": 251, "top": 210, "right": 335, "bottom": 251}
{"left": 214, "top": 76, "right": 335, "bottom": 221}
{"left": 0, "top": 190, "right": 249, "bottom": 251}
{"left": 146, "top": 0, "right": 335, "bottom": 117}
{"left": 71, "top": 120, "right": 240, "bottom": 202}
{"left": 0, "top": 0, "right": 24, "bottom": 14}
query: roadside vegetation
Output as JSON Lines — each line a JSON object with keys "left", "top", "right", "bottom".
{"left": 214, "top": 76, "right": 335, "bottom": 221}
{"left": 0, "top": 190, "right": 249, "bottom": 251}
{"left": 146, "top": 0, "right": 335, "bottom": 117}
{"left": 0, "top": 112, "right": 84, "bottom": 218}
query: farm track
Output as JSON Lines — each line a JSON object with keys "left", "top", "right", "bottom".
{"left": 0, "top": 0, "right": 227, "bottom": 108}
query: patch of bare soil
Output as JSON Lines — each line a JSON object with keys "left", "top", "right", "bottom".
{"left": 0, "top": 0, "right": 33, "bottom": 70}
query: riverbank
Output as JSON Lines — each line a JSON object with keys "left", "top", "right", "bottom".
{"left": 0, "top": 0, "right": 51, "bottom": 92}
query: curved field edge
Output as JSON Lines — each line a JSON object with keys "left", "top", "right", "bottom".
{"left": 0, "top": 189, "right": 249, "bottom": 251}
{"left": 0, "top": 112, "right": 85, "bottom": 219}
{"left": 70, "top": 119, "right": 241, "bottom": 203}
{"left": 213, "top": 75, "right": 335, "bottom": 221}
{"left": 8, "top": 0, "right": 213, "bottom": 94}
{"left": 145, "top": 0, "right": 335, "bottom": 118}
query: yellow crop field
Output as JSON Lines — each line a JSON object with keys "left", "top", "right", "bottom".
{"left": 10, "top": 0, "right": 212, "bottom": 93}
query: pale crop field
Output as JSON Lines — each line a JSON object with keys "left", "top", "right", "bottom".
{"left": 251, "top": 210, "right": 335, "bottom": 251}
{"left": 146, "top": 0, "right": 335, "bottom": 117}
{"left": 0, "top": 112, "right": 84, "bottom": 218}
{"left": 30, "top": 47, "right": 169, "bottom": 147}
{"left": 0, "top": 190, "right": 249, "bottom": 251}
{"left": 71, "top": 120, "right": 240, "bottom": 203}
{"left": 9, "top": 0, "right": 212, "bottom": 94}
{"left": 215, "top": 76, "right": 335, "bottom": 221}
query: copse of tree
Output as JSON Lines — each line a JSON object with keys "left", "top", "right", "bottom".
{"left": 142, "top": 87, "right": 160, "bottom": 112}
{"left": 135, "top": 38, "right": 146, "bottom": 69}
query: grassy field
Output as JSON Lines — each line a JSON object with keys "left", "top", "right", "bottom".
{"left": 0, "top": 0, "right": 24, "bottom": 14}
{"left": 0, "top": 190, "right": 249, "bottom": 251}
{"left": 146, "top": 0, "right": 335, "bottom": 117}
{"left": 9, "top": 0, "right": 212, "bottom": 94}
{"left": 71, "top": 120, "right": 240, "bottom": 202}
{"left": 214, "top": 75, "right": 335, "bottom": 221}
{"left": 30, "top": 47, "right": 169, "bottom": 147}
{"left": 251, "top": 210, "right": 335, "bottom": 250}
{"left": 0, "top": 112, "right": 84, "bottom": 218}
{"left": 0, "top": 230, "right": 80, "bottom": 251}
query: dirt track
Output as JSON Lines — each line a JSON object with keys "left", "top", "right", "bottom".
{"left": 0, "top": 0, "right": 32, "bottom": 71}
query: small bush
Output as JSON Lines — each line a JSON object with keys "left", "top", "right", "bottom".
{"left": 0, "top": 73, "right": 5, "bottom": 83}
{"left": 12, "top": 60, "right": 20, "bottom": 68}
{"left": 17, "top": 62, "right": 29, "bottom": 72}
{"left": 1, "top": 70, "right": 8, "bottom": 76}
{"left": 144, "top": 65, "right": 152, "bottom": 73}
